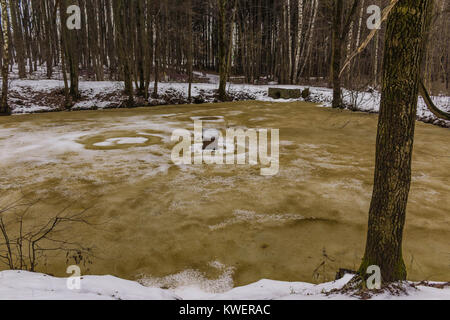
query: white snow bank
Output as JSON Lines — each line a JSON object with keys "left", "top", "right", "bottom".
{"left": 0, "top": 270, "right": 448, "bottom": 300}
{"left": 6, "top": 79, "right": 450, "bottom": 128}
{"left": 0, "top": 270, "right": 176, "bottom": 300}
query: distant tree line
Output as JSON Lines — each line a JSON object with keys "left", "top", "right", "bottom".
{"left": 0, "top": 0, "right": 448, "bottom": 113}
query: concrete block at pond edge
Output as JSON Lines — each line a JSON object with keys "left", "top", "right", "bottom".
{"left": 229, "top": 76, "right": 246, "bottom": 84}
{"left": 268, "top": 88, "right": 302, "bottom": 99}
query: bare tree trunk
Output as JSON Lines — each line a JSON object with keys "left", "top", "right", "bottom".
{"left": 10, "top": 0, "right": 26, "bottom": 79}
{"left": 135, "top": 0, "right": 145, "bottom": 95}
{"left": 105, "top": 0, "right": 117, "bottom": 78}
{"left": 298, "top": 0, "right": 318, "bottom": 80}
{"left": 293, "top": 0, "right": 303, "bottom": 83}
{"left": 187, "top": 0, "right": 193, "bottom": 101}
{"left": 42, "top": 0, "right": 54, "bottom": 79}
{"left": 330, "top": 0, "right": 359, "bottom": 108}
{"left": 112, "top": 0, "right": 133, "bottom": 105}
{"left": 218, "top": 0, "right": 228, "bottom": 100}
{"left": 226, "top": 0, "right": 237, "bottom": 83}
{"left": 0, "top": 0, "right": 10, "bottom": 115}
{"left": 286, "top": 0, "right": 292, "bottom": 83}
{"left": 373, "top": 31, "right": 379, "bottom": 87}
{"left": 153, "top": 8, "right": 160, "bottom": 99}
{"left": 345, "top": 22, "right": 354, "bottom": 82}
{"left": 331, "top": 0, "right": 344, "bottom": 108}
{"left": 59, "top": 0, "right": 71, "bottom": 109}
{"left": 144, "top": 0, "right": 153, "bottom": 100}
{"left": 86, "top": 0, "right": 104, "bottom": 81}
{"left": 65, "top": 0, "right": 80, "bottom": 100}
{"left": 355, "top": 0, "right": 365, "bottom": 49}
{"left": 420, "top": 80, "right": 450, "bottom": 120}
{"left": 352, "top": 0, "right": 365, "bottom": 78}
{"left": 359, "top": 0, "right": 432, "bottom": 284}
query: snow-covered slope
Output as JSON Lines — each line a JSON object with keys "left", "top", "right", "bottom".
{"left": 0, "top": 271, "right": 448, "bottom": 300}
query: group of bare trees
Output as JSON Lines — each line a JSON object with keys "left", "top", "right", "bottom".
{"left": 0, "top": 0, "right": 447, "bottom": 114}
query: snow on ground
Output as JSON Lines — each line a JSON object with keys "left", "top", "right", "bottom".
{"left": 0, "top": 270, "right": 448, "bottom": 300}
{"left": 93, "top": 137, "right": 149, "bottom": 147}
{"left": 7, "top": 78, "right": 450, "bottom": 128}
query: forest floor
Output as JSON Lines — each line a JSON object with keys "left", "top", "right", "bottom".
{"left": 0, "top": 270, "right": 448, "bottom": 300}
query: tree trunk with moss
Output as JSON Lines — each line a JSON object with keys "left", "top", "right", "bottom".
{"left": 359, "top": 0, "right": 432, "bottom": 284}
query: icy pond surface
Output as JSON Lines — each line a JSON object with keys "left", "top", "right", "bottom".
{"left": 0, "top": 101, "right": 449, "bottom": 290}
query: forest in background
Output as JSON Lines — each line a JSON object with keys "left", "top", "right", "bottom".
{"left": 0, "top": 0, "right": 448, "bottom": 107}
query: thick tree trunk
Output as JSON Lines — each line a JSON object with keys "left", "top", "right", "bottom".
{"left": 359, "top": 0, "right": 432, "bottom": 284}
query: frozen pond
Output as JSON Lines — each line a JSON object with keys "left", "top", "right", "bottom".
{"left": 0, "top": 101, "right": 449, "bottom": 291}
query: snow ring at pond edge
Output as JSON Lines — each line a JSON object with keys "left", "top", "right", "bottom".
{"left": 94, "top": 137, "right": 149, "bottom": 147}
{"left": 78, "top": 131, "right": 163, "bottom": 150}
